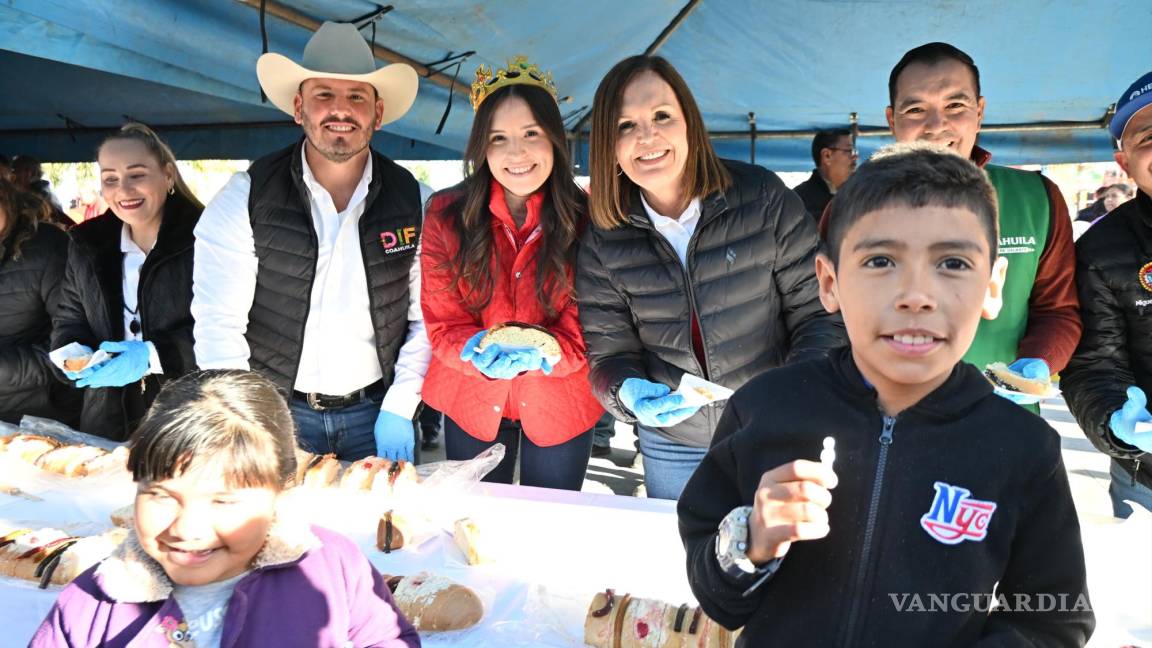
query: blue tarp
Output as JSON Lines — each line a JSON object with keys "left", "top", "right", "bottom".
{"left": 1, "top": 0, "right": 1149, "bottom": 169}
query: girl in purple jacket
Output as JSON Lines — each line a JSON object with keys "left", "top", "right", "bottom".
{"left": 31, "top": 370, "right": 420, "bottom": 648}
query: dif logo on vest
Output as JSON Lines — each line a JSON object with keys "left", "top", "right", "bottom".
{"left": 381, "top": 226, "right": 418, "bottom": 255}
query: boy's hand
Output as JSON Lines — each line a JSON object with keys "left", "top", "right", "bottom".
{"left": 747, "top": 460, "right": 838, "bottom": 564}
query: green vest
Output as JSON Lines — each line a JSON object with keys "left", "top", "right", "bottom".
{"left": 964, "top": 164, "right": 1050, "bottom": 377}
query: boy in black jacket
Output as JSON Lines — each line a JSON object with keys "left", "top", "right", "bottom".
{"left": 678, "top": 143, "right": 1093, "bottom": 646}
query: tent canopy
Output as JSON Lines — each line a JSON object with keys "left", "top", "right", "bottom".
{"left": 2, "top": 0, "right": 1149, "bottom": 170}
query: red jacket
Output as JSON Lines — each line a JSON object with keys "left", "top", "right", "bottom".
{"left": 420, "top": 180, "right": 604, "bottom": 446}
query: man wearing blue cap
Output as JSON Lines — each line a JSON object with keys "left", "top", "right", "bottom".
{"left": 1062, "top": 70, "right": 1152, "bottom": 517}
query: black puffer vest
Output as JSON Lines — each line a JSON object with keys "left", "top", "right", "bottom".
{"left": 245, "top": 141, "right": 422, "bottom": 395}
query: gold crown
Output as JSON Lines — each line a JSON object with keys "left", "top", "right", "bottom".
{"left": 470, "top": 56, "right": 558, "bottom": 110}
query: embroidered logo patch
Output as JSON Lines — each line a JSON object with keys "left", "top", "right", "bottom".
{"left": 380, "top": 225, "right": 419, "bottom": 255}
{"left": 156, "top": 616, "right": 193, "bottom": 647}
{"left": 920, "top": 481, "right": 997, "bottom": 545}
{"left": 1138, "top": 261, "right": 1152, "bottom": 293}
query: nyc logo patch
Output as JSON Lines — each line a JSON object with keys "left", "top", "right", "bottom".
{"left": 920, "top": 481, "right": 997, "bottom": 545}
{"left": 380, "top": 225, "right": 419, "bottom": 255}
{"left": 1138, "top": 261, "right": 1152, "bottom": 293}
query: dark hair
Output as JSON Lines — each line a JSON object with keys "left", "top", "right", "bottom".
{"left": 10, "top": 155, "right": 40, "bottom": 175}
{"left": 888, "top": 42, "right": 981, "bottom": 107}
{"left": 588, "top": 55, "right": 730, "bottom": 229}
{"left": 811, "top": 129, "right": 852, "bottom": 167}
{"left": 444, "top": 83, "right": 585, "bottom": 317}
{"left": 823, "top": 143, "right": 998, "bottom": 266}
{"left": 0, "top": 178, "right": 47, "bottom": 261}
{"left": 127, "top": 370, "right": 298, "bottom": 490}
{"left": 97, "top": 123, "right": 204, "bottom": 211}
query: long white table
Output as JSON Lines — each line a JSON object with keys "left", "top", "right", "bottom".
{"left": 3, "top": 450, "right": 1150, "bottom": 647}
{"left": 0, "top": 460, "right": 687, "bottom": 648}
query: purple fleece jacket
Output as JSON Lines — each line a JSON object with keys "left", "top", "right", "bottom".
{"left": 30, "top": 524, "right": 420, "bottom": 648}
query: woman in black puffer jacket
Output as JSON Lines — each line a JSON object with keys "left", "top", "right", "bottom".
{"left": 0, "top": 180, "right": 81, "bottom": 425}
{"left": 52, "top": 124, "right": 202, "bottom": 440}
{"left": 577, "top": 56, "right": 845, "bottom": 500}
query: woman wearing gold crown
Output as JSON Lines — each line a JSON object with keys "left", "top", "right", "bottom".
{"left": 420, "top": 57, "right": 604, "bottom": 490}
{"left": 576, "top": 56, "right": 845, "bottom": 499}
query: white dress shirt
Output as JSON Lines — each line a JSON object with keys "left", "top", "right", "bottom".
{"left": 120, "top": 224, "right": 164, "bottom": 374}
{"left": 641, "top": 195, "right": 703, "bottom": 266}
{"left": 192, "top": 148, "right": 432, "bottom": 418}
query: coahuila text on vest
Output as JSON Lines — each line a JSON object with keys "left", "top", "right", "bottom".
{"left": 997, "top": 234, "right": 1036, "bottom": 255}
{"left": 381, "top": 225, "right": 419, "bottom": 254}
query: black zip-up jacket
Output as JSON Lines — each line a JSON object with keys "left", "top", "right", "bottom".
{"left": 51, "top": 195, "right": 200, "bottom": 440}
{"left": 678, "top": 347, "right": 1093, "bottom": 646}
{"left": 0, "top": 222, "right": 80, "bottom": 425}
{"left": 1062, "top": 190, "right": 1152, "bottom": 490}
{"left": 575, "top": 159, "right": 845, "bottom": 447}
{"left": 791, "top": 169, "right": 833, "bottom": 221}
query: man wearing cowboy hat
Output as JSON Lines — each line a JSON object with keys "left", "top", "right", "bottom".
{"left": 193, "top": 21, "right": 432, "bottom": 462}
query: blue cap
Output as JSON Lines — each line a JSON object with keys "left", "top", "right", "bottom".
{"left": 1111, "top": 70, "right": 1152, "bottom": 141}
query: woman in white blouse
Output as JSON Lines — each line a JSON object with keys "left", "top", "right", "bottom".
{"left": 52, "top": 123, "right": 203, "bottom": 440}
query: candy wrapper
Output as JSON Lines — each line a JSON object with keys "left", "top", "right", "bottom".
{"left": 48, "top": 342, "right": 113, "bottom": 375}
{"left": 673, "top": 373, "right": 735, "bottom": 408}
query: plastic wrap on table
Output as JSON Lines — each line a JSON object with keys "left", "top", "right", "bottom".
{"left": 479, "top": 583, "right": 589, "bottom": 647}
{"left": 416, "top": 443, "right": 506, "bottom": 487}
{"left": 0, "top": 454, "right": 134, "bottom": 535}
{"left": 278, "top": 446, "right": 506, "bottom": 553}
{"left": 18, "top": 416, "right": 124, "bottom": 451}
{"left": 0, "top": 420, "right": 18, "bottom": 437}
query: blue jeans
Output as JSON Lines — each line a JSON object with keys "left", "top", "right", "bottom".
{"left": 636, "top": 425, "right": 708, "bottom": 500}
{"left": 290, "top": 395, "right": 381, "bottom": 461}
{"left": 444, "top": 416, "right": 593, "bottom": 491}
{"left": 1108, "top": 458, "right": 1152, "bottom": 518}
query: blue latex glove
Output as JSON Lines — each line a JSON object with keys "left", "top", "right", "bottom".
{"left": 460, "top": 330, "right": 552, "bottom": 379}
{"left": 1109, "top": 386, "right": 1152, "bottom": 454}
{"left": 374, "top": 411, "right": 415, "bottom": 461}
{"left": 618, "top": 377, "right": 700, "bottom": 428}
{"left": 62, "top": 344, "right": 95, "bottom": 381}
{"left": 75, "top": 341, "right": 151, "bottom": 388}
{"left": 459, "top": 331, "right": 487, "bottom": 363}
{"left": 993, "top": 358, "right": 1050, "bottom": 405}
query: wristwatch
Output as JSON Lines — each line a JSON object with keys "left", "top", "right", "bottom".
{"left": 715, "top": 506, "right": 757, "bottom": 575}
{"left": 716, "top": 506, "right": 782, "bottom": 595}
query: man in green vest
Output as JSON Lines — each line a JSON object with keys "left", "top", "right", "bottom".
{"left": 884, "top": 42, "right": 1081, "bottom": 409}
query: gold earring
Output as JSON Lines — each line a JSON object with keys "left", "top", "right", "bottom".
{"left": 168, "top": 185, "right": 175, "bottom": 196}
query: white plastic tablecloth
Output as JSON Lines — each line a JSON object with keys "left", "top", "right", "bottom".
{"left": 0, "top": 465, "right": 687, "bottom": 648}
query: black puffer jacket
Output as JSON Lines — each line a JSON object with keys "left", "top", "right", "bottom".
{"left": 0, "top": 222, "right": 81, "bottom": 424}
{"left": 576, "top": 159, "right": 845, "bottom": 447}
{"left": 51, "top": 194, "right": 200, "bottom": 440}
{"left": 1062, "top": 190, "right": 1152, "bottom": 490}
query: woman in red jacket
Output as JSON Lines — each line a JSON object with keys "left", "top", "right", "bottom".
{"left": 420, "top": 58, "right": 604, "bottom": 490}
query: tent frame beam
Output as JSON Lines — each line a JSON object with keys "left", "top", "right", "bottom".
{"left": 707, "top": 115, "right": 1114, "bottom": 140}
{"left": 235, "top": 0, "right": 463, "bottom": 95}
{"left": 569, "top": 0, "right": 700, "bottom": 138}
